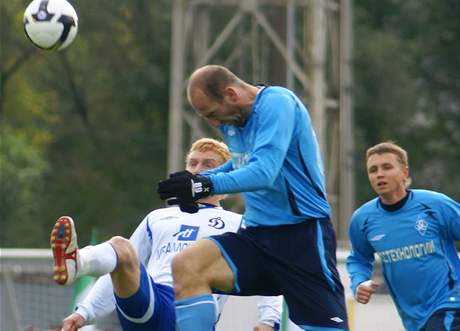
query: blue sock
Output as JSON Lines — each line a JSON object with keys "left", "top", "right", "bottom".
{"left": 175, "top": 294, "right": 216, "bottom": 331}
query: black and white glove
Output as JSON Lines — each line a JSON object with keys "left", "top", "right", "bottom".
{"left": 160, "top": 170, "right": 200, "bottom": 213}
{"left": 157, "top": 170, "right": 213, "bottom": 210}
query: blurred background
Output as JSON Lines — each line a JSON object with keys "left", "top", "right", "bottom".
{"left": 1, "top": 0, "right": 460, "bottom": 330}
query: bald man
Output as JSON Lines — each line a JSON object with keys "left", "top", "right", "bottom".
{"left": 158, "top": 65, "right": 349, "bottom": 331}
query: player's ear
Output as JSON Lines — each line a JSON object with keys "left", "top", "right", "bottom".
{"left": 223, "top": 86, "right": 238, "bottom": 103}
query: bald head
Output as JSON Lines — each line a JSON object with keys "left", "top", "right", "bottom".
{"left": 186, "top": 65, "right": 259, "bottom": 127}
{"left": 187, "top": 65, "right": 244, "bottom": 107}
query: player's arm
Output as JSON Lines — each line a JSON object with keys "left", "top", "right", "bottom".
{"left": 202, "top": 159, "right": 233, "bottom": 175}
{"left": 437, "top": 193, "right": 460, "bottom": 240}
{"left": 254, "top": 295, "right": 283, "bottom": 330}
{"left": 158, "top": 92, "right": 296, "bottom": 202}
{"left": 209, "top": 92, "right": 296, "bottom": 194}
{"left": 73, "top": 274, "right": 116, "bottom": 324}
{"left": 346, "top": 213, "right": 377, "bottom": 303}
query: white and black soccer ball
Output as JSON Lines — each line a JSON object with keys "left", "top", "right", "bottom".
{"left": 23, "top": 0, "right": 78, "bottom": 51}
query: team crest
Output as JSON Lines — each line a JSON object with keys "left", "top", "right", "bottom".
{"left": 208, "top": 217, "right": 225, "bottom": 229}
{"left": 415, "top": 216, "right": 428, "bottom": 236}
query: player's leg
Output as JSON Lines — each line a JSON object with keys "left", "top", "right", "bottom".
{"left": 115, "top": 263, "right": 176, "bottom": 331}
{"left": 51, "top": 216, "right": 175, "bottom": 330}
{"left": 108, "top": 236, "right": 176, "bottom": 330}
{"left": 172, "top": 232, "right": 275, "bottom": 331}
{"left": 274, "top": 219, "right": 348, "bottom": 331}
{"left": 51, "top": 216, "right": 143, "bottom": 296}
{"left": 171, "top": 238, "right": 235, "bottom": 331}
{"left": 51, "top": 216, "right": 118, "bottom": 286}
{"left": 106, "top": 236, "right": 140, "bottom": 297}
{"left": 421, "top": 308, "right": 460, "bottom": 331}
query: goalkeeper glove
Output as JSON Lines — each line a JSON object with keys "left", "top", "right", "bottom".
{"left": 157, "top": 170, "right": 213, "bottom": 203}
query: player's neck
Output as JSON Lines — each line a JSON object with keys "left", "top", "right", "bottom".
{"left": 379, "top": 189, "right": 408, "bottom": 205}
{"left": 197, "top": 196, "right": 221, "bottom": 207}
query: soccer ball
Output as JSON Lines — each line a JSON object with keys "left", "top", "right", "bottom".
{"left": 23, "top": 0, "right": 78, "bottom": 51}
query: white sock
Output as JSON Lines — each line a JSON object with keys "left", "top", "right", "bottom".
{"left": 77, "top": 242, "right": 118, "bottom": 277}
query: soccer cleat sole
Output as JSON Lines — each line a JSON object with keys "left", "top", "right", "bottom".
{"left": 51, "top": 216, "right": 77, "bottom": 286}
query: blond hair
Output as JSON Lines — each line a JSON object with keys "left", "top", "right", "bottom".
{"left": 186, "top": 138, "right": 231, "bottom": 165}
{"left": 366, "top": 141, "right": 411, "bottom": 187}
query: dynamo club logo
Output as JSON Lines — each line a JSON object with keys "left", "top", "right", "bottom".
{"left": 415, "top": 215, "right": 428, "bottom": 236}
{"left": 208, "top": 217, "right": 225, "bottom": 229}
{"left": 174, "top": 225, "right": 199, "bottom": 241}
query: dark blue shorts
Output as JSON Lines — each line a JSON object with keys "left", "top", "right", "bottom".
{"left": 115, "top": 264, "right": 176, "bottom": 331}
{"left": 422, "top": 308, "right": 460, "bottom": 331}
{"left": 209, "top": 219, "right": 348, "bottom": 331}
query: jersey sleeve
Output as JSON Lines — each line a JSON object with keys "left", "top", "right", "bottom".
{"left": 210, "top": 91, "right": 296, "bottom": 194}
{"left": 203, "top": 159, "right": 234, "bottom": 175}
{"left": 346, "top": 212, "right": 375, "bottom": 295}
{"left": 436, "top": 193, "right": 460, "bottom": 240}
{"left": 75, "top": 274, "right": 115, "bottom": 323}
{"left": 256, "top": 295, "right": 283, "bottom": 329}
{"left": 128, "top": 215, "right": 153, "bottom": 264}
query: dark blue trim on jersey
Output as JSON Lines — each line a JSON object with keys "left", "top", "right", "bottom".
{"left": 146, "top": 222, "right": 153, "bottom": 242}
{"left": 207, "top": 237, "right": 241, "bottom": 293}
{"left": 297, "top": 143, "right": 326, "bottom": 200}
{"left": 316, "top": 221, "right": 336, "bottom": 291}
{"left": 285, "top": 179, "right": 301, "bottom": 216}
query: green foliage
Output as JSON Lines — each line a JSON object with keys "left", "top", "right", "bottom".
{"left": 1, "top": 0, "right": 460, "bottom": 246}
{"left": 353, "top": 0, "right": 460, "bottom": 203}
{"left": 0, "top": 126, "right": 49, "bottom": 246}
{"left": 1, "top": 0, "right": 172, "bottom": 247}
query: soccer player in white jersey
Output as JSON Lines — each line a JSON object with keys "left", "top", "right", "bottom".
{"left": 51, "top": 138, "right": 282, "bottom": 331}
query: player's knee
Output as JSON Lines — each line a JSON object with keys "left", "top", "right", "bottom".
{"left": 171, "top": 251, "right": 198, "bottom": 291}
{"left": 171, "top": 251, "right": 191, "bottom": 278}
{"left": 109, "top": 236, "right": 136, "bottom": 267}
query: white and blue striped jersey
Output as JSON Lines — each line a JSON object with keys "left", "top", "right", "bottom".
{"left": 347, "top": 189, "right": 460, "bottom": 331}
{"left": 204, "top": 86, "right": 330, "bottom": 227}
{"left": 76, "top": 205, "right": 282, "bottom": 327}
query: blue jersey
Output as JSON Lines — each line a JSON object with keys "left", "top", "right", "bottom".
{"left": 347, "top": 189, "right": 460, "bottom": 331}
{"left": 205, "top": 86, "right": 330, "bottom": 227}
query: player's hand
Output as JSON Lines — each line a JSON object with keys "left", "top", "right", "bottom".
{"left": 253, "top": 323, "right": 276, "bottom": 331}
{"left": 167, "top": 197, "right": 200, "bottom": 213}
{"left": 61, "top": 312, "right": 85, "bottom": 331}
{"left": 157, "top": 170, "right": 213, "bottom": 202}
{"left": 355, "top": 279, "right": 379, "bottom": 304}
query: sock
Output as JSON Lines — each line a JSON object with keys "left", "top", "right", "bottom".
{"left": 175, "top": 294, "right": 216, "bottom": 331}
{"left": 78, "top": 242, "right": 118, "bottom": 277}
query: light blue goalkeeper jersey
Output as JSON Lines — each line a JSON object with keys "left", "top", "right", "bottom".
{"left": 347, "top": 189, "right": 460, "bottom": 331}
{"left": 205, "top": 86, "right": 330, "bottom": 227}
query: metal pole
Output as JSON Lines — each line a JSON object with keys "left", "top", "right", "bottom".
{"left": 167, "top": 0, "right": 186, "bottom": 174}
{"left": 3, "top": 271, "right": 22, "bottom": 331}
{"left": 286, "top": 0, "right": 295, "bottom": 90}
{"left": 310, "top": 0, "right": 326, "bottom": 155}
{"left": 339, "top": 0, "right": 354, "bottom": 241}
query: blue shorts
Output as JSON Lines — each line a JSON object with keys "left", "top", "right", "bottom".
{"left": 209, "top": 219, "right": 348, "bottom": 331}
{"left": 115, "top": 264, "right": 175, "bottom": 331}
{"left": 422, "top": 308, "right": 460, "bottom": 331}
